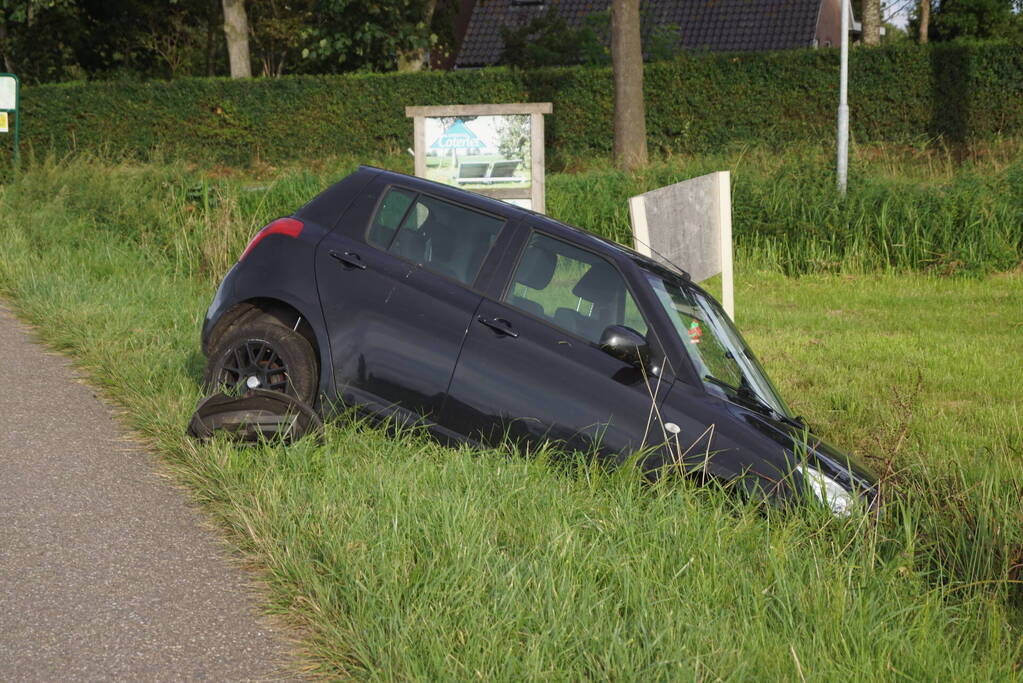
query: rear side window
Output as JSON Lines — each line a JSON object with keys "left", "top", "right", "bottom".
{"left": 504, "top": 233, "right": 648, "bottom": 344}
{"left": 368, "top": 188, "right": 504, "bottom": 286}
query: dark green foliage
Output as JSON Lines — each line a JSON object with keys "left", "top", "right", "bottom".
{"left": 0, "top": 0, "right": 226, "bottom": 83}
{"left": 300, "top": 0, "right": 438, "bottom": 73}
{"left": 0, "top": 0, "right": 83, "bottom": 82}
{"left": 20, "top": 42, "right": 1023, "bottom": 165}
{"left": 498, "top": 8, "right": 678, "bottom": 68}
{"left": 499, "top": 10, "right": 591, "bottom": 68}
{"left": 930, "top": 0, "right": 1021, "bottom": 40}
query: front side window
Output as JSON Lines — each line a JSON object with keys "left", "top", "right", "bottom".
{"left": 368, "top": 188, "right": 504, "bottom": 286}
{"left": 504, "top": 233, "right": 647, "bottom": 344}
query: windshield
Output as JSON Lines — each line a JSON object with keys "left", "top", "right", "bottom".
{"left": 642, "top": 269, "right": 792, "bottom": 418}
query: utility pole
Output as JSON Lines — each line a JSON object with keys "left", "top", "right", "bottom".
{"left": 837, "top": 0, "right": 850, "bottom": 195}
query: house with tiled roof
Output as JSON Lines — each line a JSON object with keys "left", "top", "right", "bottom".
{"left": 454, "top": 0, "right": 863, "bottom": 69}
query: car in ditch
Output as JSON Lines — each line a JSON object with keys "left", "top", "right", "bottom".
{"left": 200, "top": 166, "right": 877, "bottom": 514}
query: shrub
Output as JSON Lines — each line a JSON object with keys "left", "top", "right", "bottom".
{"left": 18, "top": 43, "right": 1023, "bottom": 165}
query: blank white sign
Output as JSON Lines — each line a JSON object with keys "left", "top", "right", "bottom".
{"left": 0, "top": 76, "right": 16, "bottom": 110}
{"left": 628, "top": 171, "right": 734, "bottom": 319}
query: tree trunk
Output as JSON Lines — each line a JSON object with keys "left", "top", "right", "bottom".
{"left": 611, "top": 0, "right": 647, "bottom": 171}
{"left": 222, "top": 0, "right": 251, "bottom": 78}
{"left": 397, "top": 0, "right": 438, "bottom": 71}
{"left": 919, "top": 0, "right": 930, "bottom": 43}
{"left": 0, "top": 21, "right": 13, "bottom": 73}
{"left": 862, "top": 0, "right": 882, "bottom": 46}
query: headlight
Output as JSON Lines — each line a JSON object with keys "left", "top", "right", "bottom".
{"left": 796, "top": 464, "right": 854, "bottom": 517}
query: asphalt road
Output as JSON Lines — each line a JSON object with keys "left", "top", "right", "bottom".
{"left": 0, "top": 304, "right": 300, "bottom": 681}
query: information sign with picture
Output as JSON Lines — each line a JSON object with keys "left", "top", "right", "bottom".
{"left": 406, "top": 103, "right": 552, "bottom": 213}
{"left": 0, "top": 73, "right": 18, "bottom": 163}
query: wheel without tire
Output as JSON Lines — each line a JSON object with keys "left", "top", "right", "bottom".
{"left": 204, "top": 319, "right": 318, "bottom": 404}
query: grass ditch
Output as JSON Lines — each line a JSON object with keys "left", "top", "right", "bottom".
{"left": 0, "top": 154, "right": 1020, "bottom": 677}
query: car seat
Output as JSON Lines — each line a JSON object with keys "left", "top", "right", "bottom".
{"left": 390, "top": 225, "right": 428, "bottom": 263}
{"left": 553, "top": 306, "right": 586, "bottom": 337}
{"left": 569, "top": 261, "right": 623, "bottom": 342}
{"left": 508, "top": 246, "right": 557, "bottom": 319}
{"left": 420, "top": 218, "right": 463, "bottom": 280}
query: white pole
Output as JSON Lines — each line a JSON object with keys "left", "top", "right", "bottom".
{"left": 627, "top": 196, "right": 651, "bottom": 257}
{"left": 717, "top": 171, "right": 734, "bottom": 321}
{"left": 837, "top": 0, "right": 850, "bottom": 195}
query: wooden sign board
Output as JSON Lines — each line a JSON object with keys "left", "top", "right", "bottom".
{"left": 405, "top": 103, "right": 552, "bottom": 214}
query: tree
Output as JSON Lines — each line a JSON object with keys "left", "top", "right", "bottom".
{"left": 499, "top": 8, "right": 680, "bottom": 69}
{"left": 0, "top": 0, "right": 78, "bottom": 77}
{"left": 396, "top": 0, "right": 436, "bottom": 71}
{"left": 67, "top": 0, "right": 221, "bottom": 80}
{"left": 222, "top": 0, "right": 251, "bottom": 77}
{"left": 300, "top": 0, "right": 440, "bottom": 73}
{"left": 929, "top": 0, "right": 1017, "bottom": 40}
{"left": 611, "top": 0, "right": 647, "bottom": 171}
{"left": 920, "top": 0, "right": 930, "bottom": 42}
{"left": 498, "top": 10, "right": 585, "bottom": 68}
{"left": 495, "top": 115, "right": 529, "bottom": 161}
{"left": 248, "top": 0, "right": 313, "bottom": 77}
{"left": 140, "top": 13, "right": 204, "bottom": 78}
{"left": 862, "top": 0, "right": 882, "bottom": 44}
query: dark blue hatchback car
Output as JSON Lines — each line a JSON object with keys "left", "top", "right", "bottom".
{"left": 201, "top": 166, "right": 877, "bottom": 514}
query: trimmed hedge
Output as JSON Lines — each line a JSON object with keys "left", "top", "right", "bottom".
{"left": 20, "top": 42, "right": 1023, "bottom": 165}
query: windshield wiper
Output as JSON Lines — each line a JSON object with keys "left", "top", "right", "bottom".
{"left": 703, "top": 374, "right": 806, "bottom": 430}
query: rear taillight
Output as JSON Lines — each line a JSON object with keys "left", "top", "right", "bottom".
{"left": 239, "top": 217, "right": 305, "bottom": 261}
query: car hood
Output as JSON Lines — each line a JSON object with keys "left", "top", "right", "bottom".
{"left": 658, "top": 382, "right": 878, "bottom": 502}
{"left": 726, "top": 400, "right": 879, "bottom": 497}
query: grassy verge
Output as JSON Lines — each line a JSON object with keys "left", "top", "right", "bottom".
{"left": 0, "top": 157, "right": 1020, "bottom": 678}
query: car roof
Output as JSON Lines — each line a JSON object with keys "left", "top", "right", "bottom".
{"left": 358, "top": 165, "right": 685, "bottom": 276}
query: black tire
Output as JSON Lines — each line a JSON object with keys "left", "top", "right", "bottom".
{"left": 204, "top": 319, "right": 318, "bottom": 405}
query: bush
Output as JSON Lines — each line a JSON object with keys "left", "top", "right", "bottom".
{"left": 18, "top": 42, "right": 1023, "bottom": 165}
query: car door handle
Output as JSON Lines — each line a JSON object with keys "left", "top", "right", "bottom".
{"left": 477, "top": 316, "right": 519, "bottom": 338}
{"left": 329, "top": 250, "right": 366, "bottom": 270}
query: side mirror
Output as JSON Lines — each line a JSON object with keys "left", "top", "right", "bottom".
{"left": 599, "top": 325, "right": 650, "bottom": 368}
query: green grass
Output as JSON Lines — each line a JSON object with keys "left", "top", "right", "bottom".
{"left": 0, "top": 155, "right": 1021, "bottom": 678}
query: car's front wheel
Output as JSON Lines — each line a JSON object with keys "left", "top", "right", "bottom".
{"left": 204, "top": 319, "right": 318, "bottom": 405}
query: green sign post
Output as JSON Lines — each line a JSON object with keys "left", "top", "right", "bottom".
{"left": 0, "top": 73, "right": 20, "bottom": 166}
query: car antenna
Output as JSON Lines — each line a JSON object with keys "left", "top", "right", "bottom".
{"left": 630, "top": 233, "right": 692, "bottom": 282}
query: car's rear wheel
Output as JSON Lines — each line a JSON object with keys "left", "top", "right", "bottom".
{"left": 204, "top": 319, "right": 318, "bottom": 405}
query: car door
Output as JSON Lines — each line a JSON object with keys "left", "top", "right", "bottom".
{"left": 315, "top": 182, "right": 508, "bottom": 424}
{"left": 439, "top": 229, "right": 674, "bottom": 460}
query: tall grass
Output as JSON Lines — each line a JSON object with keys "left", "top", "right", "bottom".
{"left": 19, "top": 139, "right": 1018, "bottom": 282}
{"left": 547, "top": 143, "right": 1023, "bottom": 275}
{"left": 0, "top": 155, "right": 1020, "bottom": 677}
